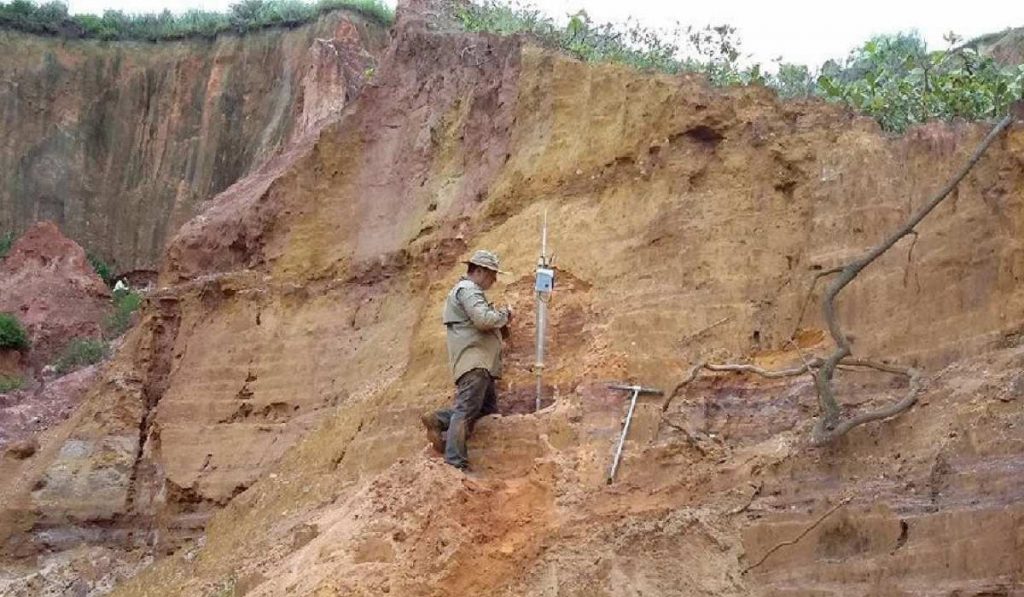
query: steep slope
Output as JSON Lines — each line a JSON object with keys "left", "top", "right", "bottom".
{"left": 3, "top": 0, "right": 1024, "bottom": 595}
{"left": 0, "top": 10, "right": 388, "bottom": 270}
{"left": 109, "top": 344, "right": 1024, "bottom": 596}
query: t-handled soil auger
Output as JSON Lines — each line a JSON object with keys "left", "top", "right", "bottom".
{"left": 606, "top": 383, "right": 664, "bottom": 484}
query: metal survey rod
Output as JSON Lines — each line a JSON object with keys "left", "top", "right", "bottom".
{"left": 535, "top": 298, "right": 547, "bottom": 409}
{"left": 607, "top": 384, "right": 664, "bottom": 484}
{"left": 534, "top": 210, "right": 555, "bottom": 412}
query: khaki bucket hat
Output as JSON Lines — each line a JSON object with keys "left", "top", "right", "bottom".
{"left": 463, "top": 249, "right": 509, "bottom": 274}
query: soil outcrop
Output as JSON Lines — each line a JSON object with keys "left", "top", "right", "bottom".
{"left": 2, "top": 2, "right": 1023, "bottom": 595}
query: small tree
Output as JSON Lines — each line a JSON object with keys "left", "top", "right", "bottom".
{"left": 105, "top": 289, "right": 143, "bottom": 337}
{"left": 0, "top": 375, "right": 23, "bottom": 393}
{"left": 86, "top": 252, "right": 115, "bottom": 287}
{"left": 54, "top": 338, "right": 108, "bottom": 374}
{"left": 0, "top": 313, "right": 29, "bottom": 351}
{"left": 771, "top": 62, "right": 817, "bottom": 99}
{"left": 816, "top": 33, "right": 1024, "bottom": 131}
{"left": 0, "top": 231, "right": 13, "bottom": 260}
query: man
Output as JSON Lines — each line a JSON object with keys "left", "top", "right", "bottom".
{"left": 421, "top": 250, "right": 513, "bottom": 471}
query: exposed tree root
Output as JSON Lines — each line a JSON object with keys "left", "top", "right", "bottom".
{"left": 660, "top": 355, "right": 917, "bottom": 428}
{"left": 728, "top": 481, "right": 763, "bottom": 516}
{"left": 661, "top": 360, "right": 707, "bottom": 412}
{"left": 681, "top": 316, "right": 732, "bottom": 346}
{"left": 743, "top": 496, "right": 853, "bottom": 573}
{"left": 812, "top": 114, "right": 1012, "bottom": 442}
{"left": 812, "top": 362, "right": 921, "bottom": 445}
{"left": 666, "top": 114, "right": 1014, "bottom": 443}
{"left": 790, "top": 266, "right": 843, "bottom": 339}
{"left": 660, "top": 416, "right": 710, "bottom": 455}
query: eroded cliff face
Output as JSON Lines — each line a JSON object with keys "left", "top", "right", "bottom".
{"left": 0, "top": 10, "right": 388, "bottom": 271}
{"left": 2, "top": 1, "right": 1024, "bottom": 595}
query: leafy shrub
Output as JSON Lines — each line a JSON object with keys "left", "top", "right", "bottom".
{"left": 0, "top": 313, "right": 29, "bottom": 351}
{"left": 105, "top": 289, "right": 142, "bottom": 337}
{"left": 0, "top": 0, "right": 393, "bottom": 42}
{"left": 228, "top": 0, "right": 393, "bottom": 32}
{"left": 86, "top": 252, "right": 115, "bottom": 287}
{"left": 317, "top": 0, "right": 391, "bottom": 26}
{"left": 816, "top": 33, "right": 1024, "bottom": 131}
{"left": 0, "top": 374, "right": 22, "bottom": 393}
{"left": 54, "top": 338, "right": 108, "bottom": 374}
{"left": 456, "top": 1, "right": 683, "bottom": 73}
{"left": 0, "top": 0, "right": 67, "bottom": 34}
{"left": 0, "top": 231, "right": 13, "bottom": 260}
{"left": 455, "top": 1, "right": 771, "bottom": 82}
{"left": 770, "top": 62, "right": 817, "bottom": 99}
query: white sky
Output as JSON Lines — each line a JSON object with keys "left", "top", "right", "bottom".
{"left": 66, "top": 0, "right": 1024, "bottom": 68}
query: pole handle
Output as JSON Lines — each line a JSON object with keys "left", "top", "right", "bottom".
{"left": 607, "top": 388, "right": 640, "bottom": 483}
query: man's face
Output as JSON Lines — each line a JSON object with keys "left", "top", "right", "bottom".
{"left": 478, "top": 268, "right": 497, "bottom": 290}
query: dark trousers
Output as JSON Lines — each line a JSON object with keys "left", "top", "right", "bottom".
{"left": 432, "top": 368, "right": 497, "bottom": 468}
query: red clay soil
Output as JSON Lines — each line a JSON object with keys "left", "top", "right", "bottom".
{"left": 0, "top": 221, "right": 110, "bottom": 368}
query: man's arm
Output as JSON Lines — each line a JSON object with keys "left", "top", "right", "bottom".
{"left": 458, "top": 287, "right": 509, "bottom": 331}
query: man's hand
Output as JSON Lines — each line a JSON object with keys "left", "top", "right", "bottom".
{"left": 500, "top": 305, "right": 513, "bottom": 341}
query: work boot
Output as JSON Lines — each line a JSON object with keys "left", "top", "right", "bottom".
{"left": 447, "top": 460, "right": 478, "bottom": 477}
{"left": 420, "top": 412, "right": 445, "bottom": 454}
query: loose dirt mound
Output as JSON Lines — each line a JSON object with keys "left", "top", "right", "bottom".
{"left": 0, "top": 221, "right": 110, "bottom": 367}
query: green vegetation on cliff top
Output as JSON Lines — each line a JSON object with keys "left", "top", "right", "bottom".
{"left": 456, "top": 0, "right": 1024, "bottom": 132}
{"left": 2, "top": 0, "right": 1021, "bottom": 132}
{"left": 0, "top": 0, "right": 393, "bottom": 41}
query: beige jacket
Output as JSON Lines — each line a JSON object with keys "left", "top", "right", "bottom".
{"left": 442, "top": 278, "right": 509, "bottom": 381}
